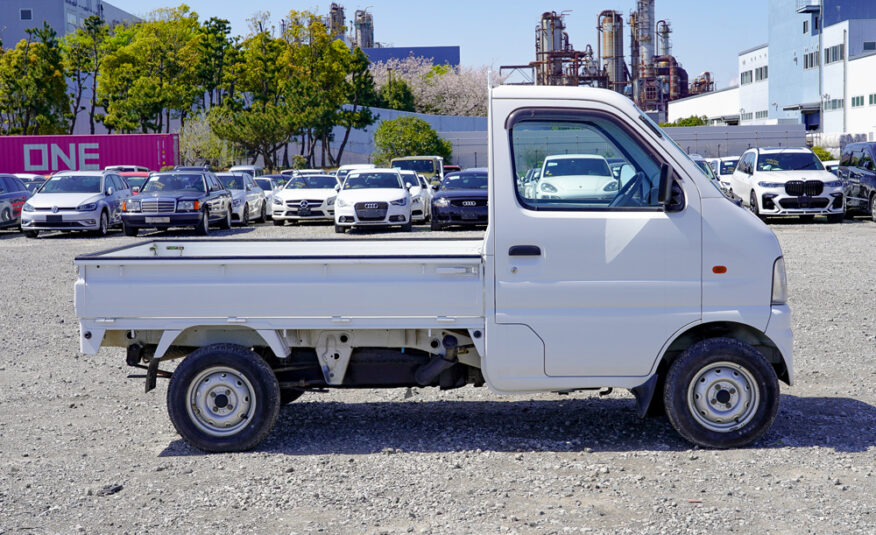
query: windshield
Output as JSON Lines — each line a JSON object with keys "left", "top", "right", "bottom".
{"left": 286, "top": 175, "right": 338, "bottom": 189}
{"left": 757, "top": 153, "right": 823, "bottom": 171}
{"left": 142, "top": 174, "right": 206, "bottom": 193}
{"left": 695, "top": 160, "right": 717, "bottom": 180}
{"left": 542, "top": 157, "right": 611, "bottom": 177}
{"left": 344, "top": 172, "right": 403, "bottom": 190}
{"left": 393, "top": 159, "right": 435, "bottom": 173}
{"left": 125, "top": 177, "right": 148, "bottom": 189}
{"left": 719, "top": 159, "right": 738, "bottom": 175}
{"left": 255, "top": 179, "right": 273, "bottom": 190}
{"left": 442, "top": 173, "right": 488, "bottom": 190}
{"left": 40, "top": 175, "right": 102, "bottom": 194}
{"left": 217, "top": 174, "right": 245, "bottom": 190}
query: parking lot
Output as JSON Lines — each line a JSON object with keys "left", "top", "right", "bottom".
{"left": 1, "top": 219, "right": 874, "bottom": 534}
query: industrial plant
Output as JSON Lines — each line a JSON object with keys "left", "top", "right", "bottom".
{"left": 501, "top": 0, "right": 715, "bottom": 120}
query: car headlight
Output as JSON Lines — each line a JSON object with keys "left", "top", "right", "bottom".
{"left": 824, "top": 179, "right": 842, "bottom": 188}
{"left": 603, "top": 181, "right": 619, "bottom": 192}
{"left": 232, "top": 199, "right": 241, "bottom": 207}
{"left": 390, "top": 197, "right": 407, "bottom": 206}
{"left": 327, "top": 196, "right": 336, "bottom": 206}
{"left": 23, "top": 203, "right": 34, "bottom": 212}
{"left": 757, "top": 182, "right": 784, "bottom": 188}
{"left": 124, "top": 200, "right": 140, "bottom": 212}
{"left": 772, "top": 257, "right": 788, "bottom": 305}
{"left": 177, "top": 200, "right": 198, "bottom": 211}
{"left": 433, "top": 197, "right": 450, "bottom": 208}
{"left": 273, "top": 197, "right": 283, "bottom": 205}
{"left": 337, "top": 198, "right": 350, "bottom": 208}
{"left": 77, "top": 202, "right": 98, "bottom": 211}
{"left": 540, "top": 182, "right": 558, "bottom": 193}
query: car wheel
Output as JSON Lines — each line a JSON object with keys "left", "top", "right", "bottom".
{"left": 663, "top": 337, "right": 780, "bottom": 449}
{"left": 256, "top": 203, "right": 266, "bottom": 223}
{"left": 196, "top": 210, "right": 210, "bottom": 236}
{"left": 798, "top": 215, "right": 814, "bottom": 223}
{"left": 401, "top": 221, "right": 413, "bottom": 232}
{"left": 430, "top": 219, "right": 443, "bottom": 231}
{"left": 272, "top": 218, "right": 284, "bottom": 226}
{"left": 219, "top": 207, "right": 232, "bottom": 230}
{"left": 334, "top": 224, "right": 345, "bottom": 234}
{"left": 24, "top": 230, "right": 39, "bottom": 239}
{"left": 826, "top": 213, "right": 844, "bottom": 224}
{"left": 871, "top": 194, "right": 876, "bottom": 223}
{"left": 242, "top": 204, "right": 250, "bottom": 226}
{"left": 749, "top": 192, "right": 765, "bottom": 221}
{"left": 123, "top": 222, "right": 138, "bottom": 237}
{"left": 166, "top": 344, "right": 280, "bottom": 453}
{"left": 1, "top": 208, "right": 11, "bottom": 224}
{"left": 96, "top": 211, "right": 109, "bottom": 236}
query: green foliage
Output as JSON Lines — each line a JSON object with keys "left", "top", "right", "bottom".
{"left": 660, "top": 115, "right": 709, "bottom": 127}
{"left": 379, "top": 76, "right": 415, "bottom": 112}
{"left": 811, "top": 146, "right": 833, "bottom": 161}
{"left": 372, "top": 116, "right": 452, "bottom": 166}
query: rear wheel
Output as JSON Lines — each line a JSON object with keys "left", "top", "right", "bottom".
{"left": 123, "top": 222, "right": 138, "bottom": 237}
{"left": 24, "top": 230, "right": 39, "bottom": 239}
{"left": 663, "top": 337, "right": 779, "bottom": 449}
{"left": 195, "top": 210, "right": 210, "bottom": 236}
{"left": 241, "top": 203, "right": 250, "bottom": 226}
{"left": 1, "top": 208, "right": 11, "bottom": 224}
{"left": 430, "top": 219, "right": 443, "bottom": 231}
{"left": 334, "top": 224, "right": 345, "bottom": 234}
{"left": 167, "top": 344, "right": 280, "bottom": 452}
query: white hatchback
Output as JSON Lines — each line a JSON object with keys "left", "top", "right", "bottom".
{"left": 334, "top": 170, "right": 412, "bottom": 233}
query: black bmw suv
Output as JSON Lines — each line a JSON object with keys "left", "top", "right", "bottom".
{"left": 838, "top": 142, "right": 876, "bottom": 221}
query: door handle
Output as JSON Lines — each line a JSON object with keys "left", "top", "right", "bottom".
{"left": 509, "top": 245, "right": 541, "bottom": 256}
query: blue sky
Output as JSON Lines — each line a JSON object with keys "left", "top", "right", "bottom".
{"left": 111, "top": 0, "right": 768, "bottom": 90}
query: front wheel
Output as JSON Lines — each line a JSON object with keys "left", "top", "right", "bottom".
{"left": 826, "top": 213, "right": 844, "bottom": 224}
{"left": 749, "top": 192, "right": 765, "bottom": 221}
{"left": 401, "top": 221, "right": 413, "bottom": 232}
{"left": 95, "top": 211, "right": 109, "bottom": 236}
{"left": 241, "top": 204, "right": 250, "bottom": 226}
{"left": 663, "top": 337, "right": 780, "bottom": 449}
{"left": 430, "top": 219, "right": 443, "bottom": 231}
{"left": 166, "top": 344, "right": 281, "bottom": 453}
{"left": 870, "top": 194, "right": 876, "bottom": 223}
{"left": 272, "top": 218, "right": 285, "bottom": 226}
{"left": 334, "top": 224, "right": 345, "bottom": 234}
{"left": 24, "top": 230, "right": 39, "bottom": 239}
{"left": 123, "top": 222, "right": 138, "bottom": 237}
{"left": 195, "top": 211, "right": 210, "bottom": 236}
{"left": 218, "top": 208, "right": 232, "bottom": 230}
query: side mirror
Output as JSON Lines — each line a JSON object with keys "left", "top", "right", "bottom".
{"left": 334, "top": 184, "right": 341, "bottom": 192}
{"left": 431, "top": 184, "right": 439, "bottom": 191}
{"left": 405, "top": 182, "right": 413, "bottom": 190}
{"left": 106, "top": 187, "right": 113, "bottom": 196}
{"left": 658, "top": 163, "right": 683, "bottom": 212}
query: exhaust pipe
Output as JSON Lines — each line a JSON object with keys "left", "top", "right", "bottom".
{"left": 414, "top": 335, "right": 459, "bottom": 386}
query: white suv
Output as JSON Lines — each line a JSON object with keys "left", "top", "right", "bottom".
{"left": 730, "top": 147, "right": 844, "bottom": 222}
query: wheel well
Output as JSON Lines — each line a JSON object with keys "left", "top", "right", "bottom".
{"left": 658, "top": 322, "right": 789, "bottom": 385}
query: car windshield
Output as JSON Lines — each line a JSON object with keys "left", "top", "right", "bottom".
{"left": 25, "top": 182, "right": 42, "bottom": 193}
{"left": 393, "top": 159, "right": 435, "bottom": 173}
{"left": 695, "top": 160, "right": 717, "bottom": 180}
{"left": 40, "top": 175, "right": 102, "bottom": 193}
{"left": 757, "top": 153, "right": 823, "bottom": 171}
{"left": 542, "top": 158, "right": 611, "bottom": 177}
{"left": 344, "top": 172, "right": 402, "bottom": 189}
{"left": 442, "top": 173, "right": 488, "bottom": 190}
{"left": 217, "top": 174, "right": 245, "bottom": 190}
{"left": 125, "top": 177, "right": 148, "bottom": 189}
{"left": 255, "top": 179, "right": 273, "bottom": 190}
{"left": 142, "top": 174, "right": 206, "bottom": 193}
{"left": 719, "top": 160, "right": 738, "bottom": 175}
{"left": 286, "top": 175, "right": 338, "bottom": 189}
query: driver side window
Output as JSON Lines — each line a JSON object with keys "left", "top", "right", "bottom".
{"left": 511, "top": 113, "right": 665, "bottom": 211}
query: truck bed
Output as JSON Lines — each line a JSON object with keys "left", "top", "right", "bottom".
{"left": 75, "top": 238, "right": 486, "bottom": 333}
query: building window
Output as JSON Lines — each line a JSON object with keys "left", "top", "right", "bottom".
{"left": 825, "top": 44, "right": 845, "bottom": 64}
{"left": 20, "top": 9, "right": 33, "bottom": 20}
{"left": 741, "top": 112, "right": 753, "bottom": 121}
{"left": 755, "top": 110, "right": 769, "bottom": 119}
{"left": 825, "top": 99, "right": 844, "bottom": 111}
{"left": 803, "top": 20, "right": 808, "bottom": 34}
{"left": 803, "top": 51, "right": 820, "bottom": 69}
{"left": 869, "top": 93, "right": 876, "bottom": 105}
{"left": 740, "top": 70, "right": 753, "bottom": 85}
{"left": 852, "top": 96, "right": 865, "bottom": 108}
{"left": 864, "top": 42, "right": 876, "bottom": 52}
{"left": 755, "top": 66, "right": 768, "bottom": 82}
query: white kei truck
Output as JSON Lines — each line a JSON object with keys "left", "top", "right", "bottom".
{"left": 75, "top": 86, "right": 793, "bottom": 452}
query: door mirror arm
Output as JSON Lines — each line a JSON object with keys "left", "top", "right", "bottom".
{"left": 658, "top": 163, "right": 684, "bottom": 212}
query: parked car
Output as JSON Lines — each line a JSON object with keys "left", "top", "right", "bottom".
{"left": 536, "top": 154, "right": 616, "bottom": 201}
{"left": 0, "top": 174, "right": 29, "bottom": 230}
{"left": 838, "top": 142, "right": 876, "bottom": 221}
{"left": 121, "top": 171, "right": 232, "bottom": 236}
{"left": 215, "top": 172, "right": 267, "bottom": 225}
{"left": 254, "top": 176, "right": 282, "bottom": 220}
{"left": 106, "top": 165, "right": 150, "bottom": 172}
{"left": 119, "top": 171, "right": 151, "bottom": 194}
{"left": 430, "top": 167, "right": 488, "bottom": 230}
{"left": 272, "top": 173, "right": 340, "bottom": 226}
{"left": 730, "top": 147, "right": 844, "bottom": 222}
{"left": 174, "top": 166, "right": 212, "bottom": 172}
{"left": 390, "top": 156, "right": 444, "bottom": 185}
{"left": 822, "top": 160, "right": 840, "bottom": 175}
{"left": 20, "top": 170, "right": 130, "bottom": 238}
{"left": 334, "top": 169, "right": 412, "bottom": 233}
{"left": 443, "top": 164, "right": 462, "bottom": 175}
{"left": 14, "top": 173, "right": 47, "bottom": 196}
{"left": 517, "top": 167, "right": 541, "bottom": 198}
{"left": 229, "top": 165, "right": 264, "bottom": 177}
{"left": 708, "top": 157, "right": 739, "bottom": 191}
{"left": 280, "top": 168, "right": 324, "bottom": 176}
{"left": 335, "top": 164, "right": 376, "bottom": 184}
{"left": 399, "top": 170, "right": 432, "bottom": 222}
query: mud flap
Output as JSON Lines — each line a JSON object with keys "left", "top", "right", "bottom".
{"left": 630, "top": 374, "right": 659, "bottom": 419}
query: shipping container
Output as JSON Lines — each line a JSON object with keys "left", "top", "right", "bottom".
{"left": 0, "top": 134, "right": 179, "bottom": 174}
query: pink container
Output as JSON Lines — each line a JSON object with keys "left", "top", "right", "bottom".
{"left": 0, "top": 134, "right": 179, "bottom": 173}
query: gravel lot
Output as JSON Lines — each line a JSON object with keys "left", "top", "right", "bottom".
{"left": 1, "top": 218, "right": 874, "bottom": 535}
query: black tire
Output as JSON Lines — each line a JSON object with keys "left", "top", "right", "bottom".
{"left": 663, "top": 337, "right": 780, "bottom": 449}
{"left": 749, "top": 192, "right": 765, "bottom": 221}
{"left": 24, "top": 230, "right": 39, "bottom": 239}
{"left": 1, "top": 208, "right": 11, "bottom": 224}
{"left": 401, "top": 221, "right": 413, "bottom": 232}
{"left": 166, "top": 344, "right": 280, "bottom": 453}
{"left": 280, "top": 389, "right": 304, "bottom": 405}
{"left": 334, "top": 224, "right": 345, "bottom": 234}
{"left": 256, "top": 202, "right": 267, "bottom": 223}
{"left": 826, "top": 213, "right": 844, "bottom": 224}
{"left": 219, "top": 208, "right": 232, "bottom": 230}
{"left": 195, "top": 210, "right": 210, "bottom": 236}
{"left": 798, "top": 215, "right": 815, "bottom": 223}
{"left": 430, "top": 219, "right": 443, "bottom": 231}
{"left": 123, "top": 222, "right": 138, "bottom": 237}
{"left": 272, "top": 218, "right": 285, "bottom": 226}
{"left": 241, "top": 204, "right": 250, "bottom": 226}
{"left": 870, "top": 194, "right": 876, "bottom": 223}
{"left": 96, "top": 211, "right": 109, "bottom": 236}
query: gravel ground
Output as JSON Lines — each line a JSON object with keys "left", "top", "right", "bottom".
{"left": 0, "top": 218, "right": 874, "bottom": 535}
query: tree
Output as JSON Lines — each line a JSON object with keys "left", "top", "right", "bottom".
{"left": 208, "top": 103, "right": 298, "bottom": 170}
{"left": 660, "top": 115, "right": 708, "bottom": 127}
{"left": 372, "top": 116, "right": 452, "bottom": 166}
{"left": 811, "top": 146, "right": 833, "bottom": 161}
{"left": 179, "top": 113, "right": 239, "bottom": 167}
{"left": 195, "top": 17, "right": 234, "bottom": 108}
{"left": 378, "top": 73, "right": 415, "bottom": 112}
{"left": 331, "top": 47, "right": 379, "bottom": 165}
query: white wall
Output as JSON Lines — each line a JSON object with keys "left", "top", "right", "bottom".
{"left": 846, "top": 52, "right": 876, "bottom": 140}
{"left": 667, "top": 87, "right": 741, "bottom": 124}
{"left": 738, "top": 46, "right": 770, "bottom": 124}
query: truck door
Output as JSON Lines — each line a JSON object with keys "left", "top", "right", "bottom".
{"left": 490, "top": 104, "right": 702, "bottom": 379}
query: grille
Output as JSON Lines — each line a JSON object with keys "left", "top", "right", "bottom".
{"left": 450, "top": 199, "right": 487, "bottom": 207}
{"left": 141, "top": 200, "right": 176, "bottom": 213}
{"left": 778, "top": 197, "right": 830, "bottom": 209}
{"left": 784, "top": 180, "right": 823, "bottom": 197}
{"left": 285, "top": 199, "right": 324, "bottom": 207}
{"left": 355, "top": 201, "right": 388, "bottom": 221}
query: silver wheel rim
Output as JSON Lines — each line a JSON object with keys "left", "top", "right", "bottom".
{"left": 186, "top": 366, "right": 256, "bottom": 437}
{"left": 687, "top": 361, "right": 759, "bottom": 433}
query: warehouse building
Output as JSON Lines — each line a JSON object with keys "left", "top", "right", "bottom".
{"left": 0, "top": 0, "right": 138, "bottom": 47}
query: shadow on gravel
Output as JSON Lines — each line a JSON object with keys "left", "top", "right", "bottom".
{"left": 144, "top": 226, "right": 259, "bottom": 238}
{"left": 0, "top": 230, "right": 24, "bottom": 240}
{"left": 158, "top": 393, "right": 876, "bottom": 456}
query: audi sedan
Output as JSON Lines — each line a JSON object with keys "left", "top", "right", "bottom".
{"left": 334, "top": 170, "right": 412, "bottom": 233}
{"left": 430, "top": 168, "right": 488, "bottom": 230}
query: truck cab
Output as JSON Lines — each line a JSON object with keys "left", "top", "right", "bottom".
{"left": 76, "top": 86, "right": 792, "bottom": 452}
